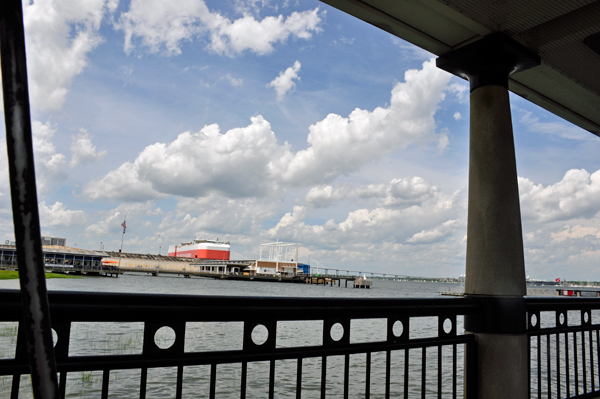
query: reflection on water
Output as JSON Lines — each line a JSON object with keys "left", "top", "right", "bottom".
{"left": 0, "top": 276, "right": 465, "bottom": 398}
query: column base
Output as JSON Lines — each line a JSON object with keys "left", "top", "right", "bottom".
{"left": 470, "top": 333, "right": 529, "bottom": 399}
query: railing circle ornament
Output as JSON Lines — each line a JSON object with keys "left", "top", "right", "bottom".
{"left": 392, "top": 320, "right": 403, "bottom": 337}
{"left": 154, "top": 326, "right": 176, "bottom": 349}
{"left": 530, "top": 313, "right": 538, "bottom": 328}
{"left": 330, "top": 322, "right": 344, "bottom": 342}
{"left": 559, "top": 312, "right": 565, "bottom": 326}
{"left": 251, "top": 324, "right": 269, "bottom": 346}
{"left": 443, "top": 318, "right": 453, "bottom": 334}
{"left": 51, "top": 328, "right": 58, "bottom": 348}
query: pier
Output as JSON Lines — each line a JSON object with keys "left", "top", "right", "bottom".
{"left": 119, "top": 265, "right": 377, "bottom": 288}
{"left": 557, "top": 288, "right": 600, "bottom": 297}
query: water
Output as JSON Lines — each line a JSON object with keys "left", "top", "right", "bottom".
{"left": 0, "top": 273, "right": 460, "bottom": 297}
{"left": 0, "top": 275, "right": 464, "bottom": 398}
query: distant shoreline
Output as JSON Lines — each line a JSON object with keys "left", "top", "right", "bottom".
{"left": 0, "top": 270, "right": 82, "bottom": 280}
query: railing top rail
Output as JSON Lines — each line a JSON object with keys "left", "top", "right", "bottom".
{"left": 525, "top": 296, "right": 600, "bottom": 311}
{"left": 0, "top": 289, "right": 481, "bottom": 322}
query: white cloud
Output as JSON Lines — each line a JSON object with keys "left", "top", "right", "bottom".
{"left": 207, "top": 9, "right": 322, "bottom": 56}
{"left": 453, "top": 112, "right": 462, "bottom": 121}
{"left": 520, "top": 111, "right": 593, "bottom": 141}
{"left": 116, "top": 0, "right": 207, "bottom": 55}
{"left": 519, "top": 169, "right": 600, "bottom": 223}
{"left": 0, "top": 138, "right": 11, "bottom": 214}
{"left": 224, "top": 74, "right": 243, "bottom": 87}
{"left": 31, "top": 120, "right": 67, "bottom": 196}
{"left": 551, "top": 225, "right": 600, "bottom": 243}
{"left": 83, "top": 116, "right": 291, "bottom": 201}
{"left": 448, "top": 82, "right": 468, "bottom": 103}
{"left": 24, "top": 0, "right": 113, "bottom": 112}
{"left": 169, "top": 194, "right": 281, "bottom": 235}
{"left": 267, "top": 60, "right": 301, "bottom": 101}
{"left": 82, "top": 161, "right": 166, "bottom": 202}
{"left": 116, "top": 0, "right": 323, "bottom": 56}
{"left": 83, "top": 59, "right": 452, "bottom": 202}
{"left": 84, "top": 201, "right": 159, "bottom": 237}
{"left": 278, "top": 59, "right": 452, "bottom": 185}
{"left": 406, "top": 219, "right": 459, "bottom": 244}
{"left": 305, "top": 184, "right": 350, "bottom": 208}
{"left": 39, "top": 201, "right": 87, "bottom": 228}
{"left": 269, "top": 179, "right": 463, "bottom": 247}
{"left": 70, "top": 129, "right": 107, "bottom": 167}
{"left": 355, "top": 177, "right": 441, "bottom": 208}
{"left": 522, "top": 223, "right": 600, "bottom": 280}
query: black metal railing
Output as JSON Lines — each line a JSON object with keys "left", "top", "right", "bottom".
{"left": 0, "top": 290, "right": 479, "bottom": 398}
{"left": 527, "top": 297, "right": 600, "bottom": 399}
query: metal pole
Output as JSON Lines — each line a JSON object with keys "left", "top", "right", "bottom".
{"left": 118, "top": 215, "right": 126, "bottom": 269}
{"left": 0, "top": 0, "right": 60, "bottom": 397}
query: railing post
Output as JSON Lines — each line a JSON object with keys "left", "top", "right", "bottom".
{"left": 437, "top": 33, "right": 540, "bottom": 399}
{"left": 0, "top": 0, "right": 60, "bottom": 397}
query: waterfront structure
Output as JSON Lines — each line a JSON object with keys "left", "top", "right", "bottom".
{"left": 0, "top": 242, "right": 107, "bottom": 274}
{"left": 245, "top": 242, "right": 300, "bottom": 276}
{"left": 167, "top": 239, "right": 230, "bottom": 260}
{"left": 2, "top": 0, "right": 600, "bottom": 398}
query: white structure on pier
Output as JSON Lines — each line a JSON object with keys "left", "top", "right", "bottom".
{"left": 242, "top": 242, "right": 300, "bottom": 276}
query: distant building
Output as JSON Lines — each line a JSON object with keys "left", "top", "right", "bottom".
{"left": 168, "top": 239, "right": 230, "bottom": 260}
{"left": 244, "top": 242, "right": 300, "bottom": 277}
{"left": 42, "top": 236, "right": 66, "bottom": 246}
{"left": 297, "top": 264, "right": 310, "bottom": 275}
{"left": 0, "top": 242, "right": 107, "bottom": 273}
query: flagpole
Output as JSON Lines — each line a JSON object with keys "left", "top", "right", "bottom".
{"left": 119, "top": 215, "right": 126, "bottom": 270}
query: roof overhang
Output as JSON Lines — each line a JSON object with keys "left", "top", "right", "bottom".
{"left": 320, "top": 0, "right": 600, "bottom": 137}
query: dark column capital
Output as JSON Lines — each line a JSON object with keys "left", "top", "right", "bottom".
{"left": 436, "top": 32, "right": 540, "bottom": 92}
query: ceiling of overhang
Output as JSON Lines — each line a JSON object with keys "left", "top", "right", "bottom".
{"left": 320, "top": 0, "right": 600, "bottom": 137}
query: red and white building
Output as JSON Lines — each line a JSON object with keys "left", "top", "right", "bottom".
{"left": 168, "top": 240, "right": 230, "bottom": 260}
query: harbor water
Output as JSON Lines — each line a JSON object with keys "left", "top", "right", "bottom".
{"left": 0, "top": 275, "right": 556, "bottom": 398}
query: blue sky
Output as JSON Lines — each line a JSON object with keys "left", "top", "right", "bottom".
{"left": 2, "top": 0, "right": 600, "bottom": 280}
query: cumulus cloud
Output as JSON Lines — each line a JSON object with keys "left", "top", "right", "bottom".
{"left": 519, "top": 169, "right": 600, "bottom": 223}
{"left": 70, "top": 129, "right": 107, "bottom": 167}
{"left": 39, "top": 201, "right": 87, "bottom": 228}
{"left": 166, "top": 194, "right": 282, "bottom": 236}
{"left": 24, "top": 0, "right": 115, "bottom": 112}
{"left": 83, "top": 116, "right": 290, "bottom": 201}
{"left": 116, "top": 0, "right": 323, "bottom": 56}
{"left": 551, "top": 225, "right": 600, "bottom": 243}
{"left": 305, "top": 184, "right": 351, "bottom": 208}
{"left": 269, "top": 180, "right": 463, "bottom": 247}
{"left": 278, "top": 59, "right": 451, "bottom": 185}
{"left": 267, "top": 60, "right": 301, "bottom": 101}
{"left": 355, "top": 177, "right": 440, "bottom": 208}
{"left": 522, "top": 223, "right": 600, "bottom": 280}
{"left": 448, "top": 82, "right": 468, "bottom": 103}
{"left": 83, "top": 59, "right": 452, "bottom": 202}
{"left": 82, "top": 161, "right": 166, "bottom": 202}
{"left": 406, "top": 219, "right": 459, "bottom": 244}
{"left": 84, "top": 201, "right": 159, "bottom": 237}
{"left": 32, "top": 120, "right": 67, "bottom": 196}
{"left": 453, "top": 112, "right": 462, "bottom": 121}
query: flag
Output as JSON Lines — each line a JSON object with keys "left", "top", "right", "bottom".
{"left": 121, "top": 220, "right": 126, "bottom": 234}
{"left": 555, "top": 278, "right": 561, "bottom": 282}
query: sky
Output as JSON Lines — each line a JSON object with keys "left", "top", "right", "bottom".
{"left": 2, "top": 0, "right": 600, "bottom": 280}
